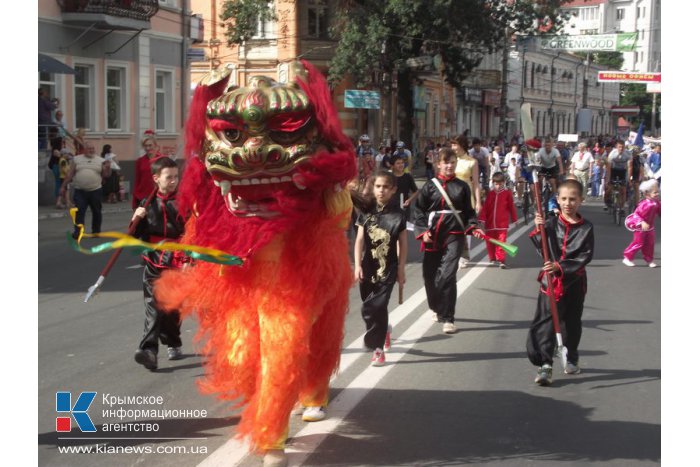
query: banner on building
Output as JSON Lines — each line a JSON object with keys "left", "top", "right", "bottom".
{"left": 597, "top": 72, "right": 661, "bottom": 84}
{"left": 413, "top": 86, "right": 427, "bottom": 112}
{"left": 539, "top": 33, "right": 638, "bottom": 52}
{"left": 463, "top": 70, "right": 501, "bottom": 90}
{"left": 344, "top": 90, "right": 381, "bottom": 109}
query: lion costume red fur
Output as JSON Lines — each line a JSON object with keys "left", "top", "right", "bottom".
{"left": 154, "top": 61, "right": 356, "bottom": 459}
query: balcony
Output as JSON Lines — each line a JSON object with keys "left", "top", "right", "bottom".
{"left": 57, "top": 0, "right": 159, "bottom": 30}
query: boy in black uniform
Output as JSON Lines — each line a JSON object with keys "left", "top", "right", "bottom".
{"left": 354, "top": 172, "right": 408, "bottom": 367}
{"left": 133, "top": 157, "right": 188, "bottom": 371}
{"left": 413, "top": 148, "right": 483, "bottom": 334}
{"left": 527, "top": 179, "right": 595, "bottom": 386}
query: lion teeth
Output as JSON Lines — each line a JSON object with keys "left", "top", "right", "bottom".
{"left": 260, "top": 178, "right": 271, "bottom": 184}
{"left": 213, "top": 180, "right": 221, "bottom": 187}
{"left": 280, "top": 176, "right": 291, "bottom": 183}
{"left": 250, "top": 178, "right": 261, "bottom": 185}
{"left": 219, "top": 180, "right": 231, "bottom": 196}
{"left": 240, "top": 179, "right": 251, "bottom": 186}
{"left": 232, "top": 180, "right": 241, "bottom": 186}
{"left": 292, "top": 173, "right": 307, "bottom": 190}
{"left": 270, "top": 177, "right": 281, "bottom": 183}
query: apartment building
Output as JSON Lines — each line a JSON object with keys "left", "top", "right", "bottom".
{"left": 38, "top": 0, "right": 196, "bottom": 183}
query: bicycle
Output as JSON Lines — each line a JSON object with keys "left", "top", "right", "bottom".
{"left": 517, "top": 179, "right": 532, "bottom": 224}
{"left": 610, "top": 179, "right": 626, "bottom": 226}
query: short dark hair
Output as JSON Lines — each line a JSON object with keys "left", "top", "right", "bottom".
{"left": 471, "top": 137, "right": 482, "bottom": 146}
{"left": 437, "top": 147, "right": 457, "bottom": 163}
{"left": 151, "top": 156, "right": 178, "bottom": 175}
{"left": 492, "top": 172, "right": 506, "bottom": 182}
{"left": 558, "top": 178, "right": 583, "bottom": 197}
{"left": 389, "top": 155, "right": 404, "bottom": 166}
{"left": 374, "top": 171, "right": 397, "bottom": 188}
{"left": 452, "top": 135, "right": 470, "bottom": 153}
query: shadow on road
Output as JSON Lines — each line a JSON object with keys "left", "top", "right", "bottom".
{"left": 301, "top": 388, "right": 660, "bottom": 466}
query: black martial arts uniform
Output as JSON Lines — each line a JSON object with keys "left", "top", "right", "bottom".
{"left": 413, "top": 175, "right": 477, "bottom": 324}
{"left": 356, "top": 204, "right": 406, "bottom": 350}
{"left": 526, "top": 214, "right": 594, "bottom": 366}
{"left": 134, "top": 191, "right": 188, "bottom": 355}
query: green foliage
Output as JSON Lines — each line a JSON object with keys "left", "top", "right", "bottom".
{"left": 220, "top": 0, "right": 277, "bottom": 46}
{"left": 328, "top": 0, "right": 569, "bottom": 88}
{"left": 621, "top": 83, "right": 661, "bottom": 130}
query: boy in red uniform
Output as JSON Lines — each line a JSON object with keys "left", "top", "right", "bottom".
{"left": 478, "top": 172, "right": 518, "bottom": 269}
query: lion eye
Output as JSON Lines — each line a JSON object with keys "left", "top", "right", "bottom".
{"left": 219, "top": 128, "right": 244, "bottom": 145}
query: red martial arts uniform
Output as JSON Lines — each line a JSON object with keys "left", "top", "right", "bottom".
{"left": 478, "top": 187, "right": 518, "bottom": 263}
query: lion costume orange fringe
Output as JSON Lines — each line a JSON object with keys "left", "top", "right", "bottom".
{"left": 154, "top": 61, "right": 356, "bottom": 454}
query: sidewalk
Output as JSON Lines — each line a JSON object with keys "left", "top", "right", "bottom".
{"left": 38, "top": 202, "right": 133, "bottom": 221}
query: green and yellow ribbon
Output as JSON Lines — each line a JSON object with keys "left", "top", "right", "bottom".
{"left": 67, "top": 208, "right": 244, "bottom": 266}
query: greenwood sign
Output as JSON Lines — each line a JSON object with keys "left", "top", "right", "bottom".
{"left": 539, "top": 33, "right": 638, "bottom": 52}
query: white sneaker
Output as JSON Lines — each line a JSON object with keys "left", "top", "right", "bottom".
{"left": 167, "top": 346, "right": 183, "bottom": 360}
{"left": 622, "top": 258, "right": 635, "bottom": 267}
{"left": 371, "top": 348, "right": 386, "bottom": 366}
{"left": 262, "top": 449, "right": 288, "bottom": 467}
{"left": 443, "top": 322, "right": 457, "bottom": 334}
{"left": 459, "top": 257, "right": 469, "bottom": 269}
{"left": 301, "top": 406, "right": 326, "bottom": 422}
{"left": 432, "top": 311, "right": 438, "bottom": 322}
{"left": 564, "top": 362, "right": 581, "bottom": 374}
{"left": 648, "top": 262, "right": 658, "bottom": 268}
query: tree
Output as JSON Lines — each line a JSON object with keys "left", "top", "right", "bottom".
{"left": 220, "top": 0, "right": 276, "bottom": 46}
{"left": 620, "top": 83, "right": 660, "bottom": 131}
{"left": 328, "top": 1, "right": 569, "bottom": 145}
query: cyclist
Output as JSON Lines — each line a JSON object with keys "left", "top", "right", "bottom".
{"left": 356, "top": 134, "right": 376, "bottom": 158}
{"left": 534, "top": 137, "right": 564, "bottom": 192}
{"left": 605, "top": 140, "right": 632, "bottom": 212}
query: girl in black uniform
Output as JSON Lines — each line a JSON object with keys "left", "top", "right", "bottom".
{"left": 132, "top": 157, "right": 189, "bottom": 371}
{"left": 354, "top": 173, "right": 408, "bottom": 367}
{"left": 413, "top": 148, "right": 483, "bottom": 334}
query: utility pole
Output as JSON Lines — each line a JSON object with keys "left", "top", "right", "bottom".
{"left": 498, "top": 26, "right": 510, "bottom": 141}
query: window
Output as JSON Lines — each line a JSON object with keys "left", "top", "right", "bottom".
{"left": 308, "top": 0, "right": 329, "bottom": 39}
{"left": 616, "top": 8, "right": 625, "bottom": 20}
{"left": 73, "top": 64, "right": 95, "bottom": 130}
{"left": 530, "top": 62, "right": 535, "bottom": 89}
{"left": 39, "top": 72, "right": 59, "bottom": 103}
{"left": 106, "top": 66, "right": 127, "bottom": 131}
{"left": 155, "top": 70, "right": 174, "bottom": 132}
{"left": 252, "top": 1, "right": 276, "bottom": 39}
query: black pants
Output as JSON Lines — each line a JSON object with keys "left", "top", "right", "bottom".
{"left": 73, "top": 187, "right": 103, "bottom": 235}
{"left": 423, "top": 236, "right": 464, "bottom": 324}
{"left": 139, "top": 261, "right": 182, "bottom": 354}
{"left": 526, "top": 279, "right": 586, "bottom": 367}
{"left": 359, "top": 274, "right": 396, "bottom": 350}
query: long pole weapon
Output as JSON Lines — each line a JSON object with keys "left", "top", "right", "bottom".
{"left": 530, "top": 165, "right": 568, "bottom": 369}
{"left": 84, "top": 186, "right": 159, "bottom": 302}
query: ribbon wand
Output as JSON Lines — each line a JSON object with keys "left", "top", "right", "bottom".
{"left": 530, "top": 165, "right": 568, "bottom": 369}
{"left": 84, "top": 186, "right": 159, "bottom": 303}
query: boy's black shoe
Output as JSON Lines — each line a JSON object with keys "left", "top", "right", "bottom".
{"left": 134, "top": 349, "right": 157, "bottom": 370}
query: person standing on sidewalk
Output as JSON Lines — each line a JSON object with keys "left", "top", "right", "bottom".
{"left": 59, "top": 142, "right": 111, "bottom": 238}
{"left": 132, "top": 157, "right": 188, "bottom": 371}
{"left": 569, "top": 142, "right": 594, "bottom": 201}
{"left": 133, "top": 133, "right": 165, "bottom": 209}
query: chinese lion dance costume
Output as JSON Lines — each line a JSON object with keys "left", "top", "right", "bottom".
{"left": 154, "top": 61, "right": 356, "bottom": 465}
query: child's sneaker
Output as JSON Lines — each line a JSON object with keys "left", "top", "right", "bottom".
{"left": 262, "top": 449, "right": 288, "bottom": 467}
{"left": 301, "top": 406, "right": 326, "bottom": 422}
{"left": 167, "top": 346, "right": 183, "bottom": 360}
{"left": 534, "top": 364, "right": 553, "bottom": 386}
{"left": 371, "top": 348, "right": 385, "bottom": 366}
{"left": 383, "top": 325, "right": 392, "bottom": 351}
{"left": 459, "top": 257, "right": 469, "bottom": 268}
{"left": 648, "top": 262, "right": 658, "bottom": 268}
{"left": 499, "top": 262, "right": 508, "bottom": 269}
{"left": 564, "top": 362, "right": 581, "bottom": 374}
{"left": 442, "top": 322, "right": 457, "bottom": 334}
{"left": 432, "top": 311, "right": 438, "bottom": 322}
{"left": 622, "top": 258, "right": 635, "bottom": 267}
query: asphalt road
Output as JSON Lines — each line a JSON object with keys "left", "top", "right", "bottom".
{"left": 38, "top": 199, "right": 660, "bottom": 466}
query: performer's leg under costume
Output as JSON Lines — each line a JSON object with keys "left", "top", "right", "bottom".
{"left": 422, "top": 237, "right": 464, "bottom": 323}
{"left": 139, "top": 261, "right": 182, "bottom": 353}
{"left": 359, "top": 276, "right": 395, "bottom": 350}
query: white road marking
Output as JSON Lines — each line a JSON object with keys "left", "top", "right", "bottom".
{"left": 198, "top": 221, "right": 533, "bottom": 467}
